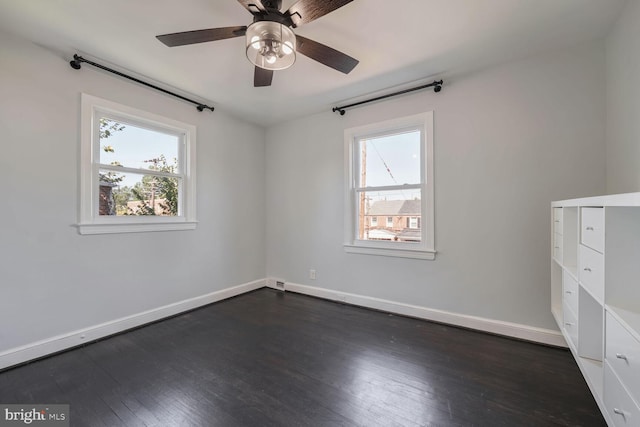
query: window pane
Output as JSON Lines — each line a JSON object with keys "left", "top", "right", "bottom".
{"left": 99, "top": 118, "right": 179, "bottom": 171}
{"left": 357, "top": 189, "right": 421, "bottom": 242}
{"left": 358, "top": 130, "right": 421, "bottom": 188}
{"left": 99, "top": 170, "right": 179, "bottom": 217}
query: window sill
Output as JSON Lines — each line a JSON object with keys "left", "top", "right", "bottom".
{"left": 76, "top": 221, "right": 197, "bottom": 235}
{"left": 343, "top": 244, "right": 436, "bottom": 260}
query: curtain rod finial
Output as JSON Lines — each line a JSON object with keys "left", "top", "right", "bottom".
{"left": 197, "top": 105, "right": 215, "bottom": 112}
{"left": 69, "top": 57, "right": 82, "bottom": 70}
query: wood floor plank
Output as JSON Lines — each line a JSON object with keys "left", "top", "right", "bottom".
{"left": 0, "top": 289, "right": 605, "bottom": 426}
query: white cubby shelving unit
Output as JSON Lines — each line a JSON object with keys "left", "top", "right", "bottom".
{"left": 552, "top": 193, "right": 640, "bottom": 426}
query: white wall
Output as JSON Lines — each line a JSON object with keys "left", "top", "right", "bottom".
{"left": 606, "top": 0, "right": 640, "bottom": 194}
{"left": 0, "top": 33, "right": 265, "bottom": 354}
{"left": 265, "top": 41, "right": 606, "bottom": 331}
{"left": 0, "top": 27, "right": 613, "bottom": 361}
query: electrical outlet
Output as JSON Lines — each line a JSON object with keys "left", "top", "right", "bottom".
{"left": 310, "top": 269, "right": 316, "bottom": 280}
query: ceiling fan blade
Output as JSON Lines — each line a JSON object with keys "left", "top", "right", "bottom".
{"left": 254, "top": 67, "right": 274, "bottom": 87}
{"left": 286, "top": 0, "right": 353, "bottom": 26}
{"left": 237, "top": 0, "right": 266, "bottom": 14}
{"left": 296, "top": 35, "right": 358, "bottom": 74}
{"left": 157, "top": 26, "right": 247, "bottom": 47}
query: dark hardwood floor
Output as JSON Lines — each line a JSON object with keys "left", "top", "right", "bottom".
{"left": 0, "top": 289, "right": 605, "bottom": 426}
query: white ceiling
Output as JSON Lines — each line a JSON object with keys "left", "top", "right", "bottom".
{"left": 0, "top": 0, "right": 626, "bottom": 126}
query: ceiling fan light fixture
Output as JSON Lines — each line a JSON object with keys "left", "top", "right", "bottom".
{"left": 246, "top": 21, "right": 296, "bottom": 71}
{"left": 282, "top": 41, "right": 294, "bottom": 55}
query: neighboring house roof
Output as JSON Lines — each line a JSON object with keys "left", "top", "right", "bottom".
{"left": 396, "top": 229, "right": 421, "bottom": 241}
{"left": 368, "top": 199, "right": 421, "bottom": 216}
{"left": 367, "top": 229, "right": 397, "bottom": 240}
{"left": 398, "top": 199, "right": 421, "bottom": 215}
{"left": 368, "top": 200, "right": 403, "bottom": 215}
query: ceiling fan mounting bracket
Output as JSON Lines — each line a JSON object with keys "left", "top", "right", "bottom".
{"left": 252, "top": 12, "right": 294, "bottom": 28}
{"left": 261, "top": 0, "right": 282, "bottom": 11}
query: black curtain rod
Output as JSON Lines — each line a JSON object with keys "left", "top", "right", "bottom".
{"left": 69, "top": 54, "right": 214, "bottom": 112}
{"left": 332, "top": 79, "right": 443, "bottom": 116}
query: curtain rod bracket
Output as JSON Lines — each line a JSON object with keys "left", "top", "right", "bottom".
{"left": 332, "top": 79, "right": 443, "bottom": 116}
{"left": 69, "top": 54, "right": 214, "bottom": 113}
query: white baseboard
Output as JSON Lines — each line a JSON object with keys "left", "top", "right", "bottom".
{"left": 1, "top": 278, "right": 565, "bottom": 371}
{"left": 272, "top": 280, "right": 567, "bottom": 347}
{"left": 0, "top": 279, "right": 266, "bottom": 371}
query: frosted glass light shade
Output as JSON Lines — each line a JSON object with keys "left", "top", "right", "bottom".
{"left": 246, "top": 21, "right": 296, "bottom": 71}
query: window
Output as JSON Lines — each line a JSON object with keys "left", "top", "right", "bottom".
{"left": 386, "top": 216, "right": 394, "bottom": 228}
{"left": 409, "top": 217, "right": 419, "bottom": 229}
{"left": 78, "top": 94, "right": 196, "bottom": 234}
{"left": 344, "top": 112, "right": 434, "bottom": 259}
{"left": 371, "top": 216, "right": 378, "bottom": 227}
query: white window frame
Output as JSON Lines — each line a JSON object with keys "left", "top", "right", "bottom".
{"left": 371, "top": 216, "right": 378, "bottom": 227}
{"left": 78, "top": 93, "right": 197, "bottom": 235}
{"left": 343, "top": 112, "right": 435, "bottom": 260}
{"left": 386, "top": 216, "right": 394, "bottom": 228}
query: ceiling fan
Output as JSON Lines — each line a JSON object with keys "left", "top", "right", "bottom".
{"left": 156, "top": 0, "right": 359, "bottom": 87}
